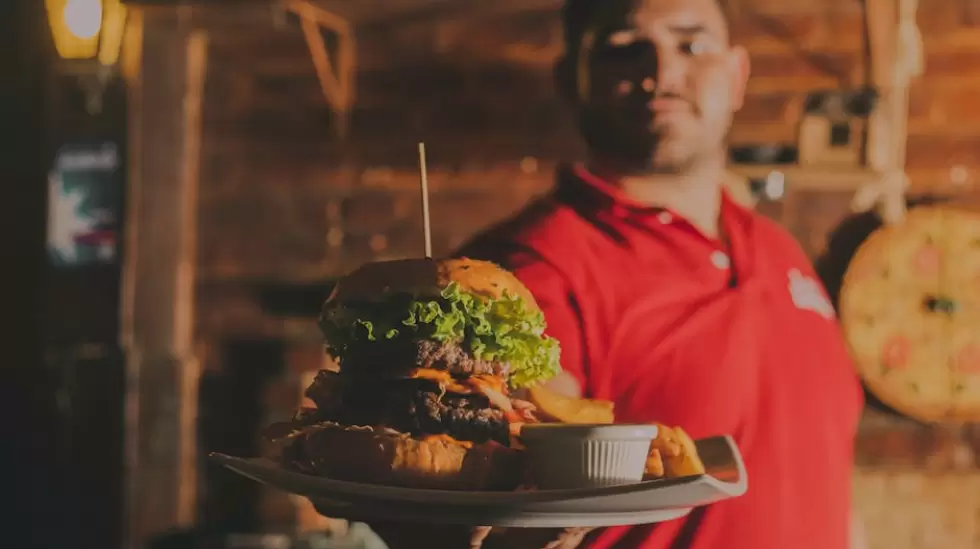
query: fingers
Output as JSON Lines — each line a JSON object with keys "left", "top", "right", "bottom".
{"left": 543, "top": 527, "right": 595, "bottom": 549}
{"left": 480, "top": 527, "right": 596, "bottom": 549}
{"left": 470, "top": 526, "right": 492, "bottom": 548}
{"left": 309, "top": 500, "right": 591, "bottom": 549}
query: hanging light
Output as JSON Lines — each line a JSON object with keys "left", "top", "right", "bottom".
{"left": 46, "top": 0, "right": 127, "bottom": 67}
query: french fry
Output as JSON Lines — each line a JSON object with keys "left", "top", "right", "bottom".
{"left": 643, "top": 448, "right": 665, "bottom": 479}
{"left": 526, "top": 384, "right": 615, "bottom": 424}
{"left": 521, "top": 385, "right": 705, "bottom": 481}
{"left": 647, "top": 424, "right": 706, "bottom": 478}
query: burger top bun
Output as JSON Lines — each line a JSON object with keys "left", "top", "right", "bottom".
{"left": 326, "top": 257, "right": 540, "bottom": 312}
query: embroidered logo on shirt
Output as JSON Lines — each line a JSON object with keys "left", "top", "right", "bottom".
{"left": 787, "top": 268, "right": 835, "bottom": 319}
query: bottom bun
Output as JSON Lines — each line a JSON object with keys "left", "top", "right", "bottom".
{"left": 281, "top": 422, "right": 527, "bottom": 491}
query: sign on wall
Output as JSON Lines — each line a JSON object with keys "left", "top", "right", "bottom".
{"left": 46, "top": 142, "right": 123, "bottom": 267}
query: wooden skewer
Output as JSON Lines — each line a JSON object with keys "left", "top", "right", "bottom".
{"left": 418, "top": 142, "right": 433, "bottom": 258}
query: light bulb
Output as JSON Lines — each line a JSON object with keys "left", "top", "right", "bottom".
{"left": 764, "top": 170, "right": 786, "bottom": 200}
{"left": 63, "top": 0, "right": 102, "bottom": 39}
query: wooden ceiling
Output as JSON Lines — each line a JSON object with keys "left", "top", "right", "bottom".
{"left": 134, "top": 0, "right": 566, "bottom": 70}
{"left": 311, "top": 0, "right": 561, "bottom": 25}
{"left": 129, "top": 0, "right": 562, "bottom": 27}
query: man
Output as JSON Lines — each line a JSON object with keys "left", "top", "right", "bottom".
{"left": 454, "top": 0, "right": 866, "bottom": 548}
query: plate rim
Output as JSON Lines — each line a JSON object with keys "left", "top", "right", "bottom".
{"left": 209, "top": 434, "right": 747, "bottom": 504}
{"left": 303, "top": 498, "right": 697, "bottom": 528}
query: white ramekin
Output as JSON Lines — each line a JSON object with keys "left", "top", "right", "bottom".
{"left": 519, "top": 424, "right": 659, "bottom": 490}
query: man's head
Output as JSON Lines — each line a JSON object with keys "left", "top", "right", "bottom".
{"left": 556, "top": 0, "right": 750, "bottom": 175}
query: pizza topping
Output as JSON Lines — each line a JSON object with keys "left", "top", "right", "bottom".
{"left": 953, "top": 344, "right": 980, "bottom": 374}
{"left": 923, "top": 295, "right": 958, "bottom": 315}
{"left": 881, "top": 335, "right": 911, "bottom": 371}
{"left": 841, "top": 207, "right": 980, "bottom": 422}
{"left": 913, "top": 244, "right": 942, "bottom": 276}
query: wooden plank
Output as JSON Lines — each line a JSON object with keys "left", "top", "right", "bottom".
{"left": 862, "top": 0, "right": 915, "bottom": 224}
{"left": 865, "top": 0, "right": 896, "bottom": 146}
{"left": 204, "top": 7, "right": 565, "bottom": 70}
{"left": 123, "top": 8, "right": 207, "bottom": 548}
{"left": 177, "top": 28, "right": 208, "bottom": 528}
{"left": 729, "top": 164, "right": 882, "bottom": 191}
{"left": 133, "top": 0, "right": 562, "bottom": 30}
{"left": 349, "top": 0, "right": 561, "bottom": 28}
{"left": 119, "top": 9, "right": 143, "bottom": 549}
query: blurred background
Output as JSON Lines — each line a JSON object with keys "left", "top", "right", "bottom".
{"left": 7, "top": 0, "right": 980, "bottom": 548}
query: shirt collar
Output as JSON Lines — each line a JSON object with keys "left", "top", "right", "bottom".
{"left": 554, "top": 163, "right": 663, "bottom": 217}
{"left": 551, "top": 163, "right": 761, "bottom": 288}
{"left": 553, "top": 162, "right": 749, "bottom": 225}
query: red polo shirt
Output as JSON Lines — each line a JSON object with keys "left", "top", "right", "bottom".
{"left": 457, "top": 165, "right": 863, "bottom": 549}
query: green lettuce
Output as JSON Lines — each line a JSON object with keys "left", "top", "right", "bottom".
{"left": 318, "top": 282, "right": 561, "bottom": 388}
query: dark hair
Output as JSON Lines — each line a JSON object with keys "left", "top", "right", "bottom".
{"left": 560, "top": 0, "right": 609, "bottom": 56}
{"left": 561, "top": 0, "right": 729, "bottom": 54}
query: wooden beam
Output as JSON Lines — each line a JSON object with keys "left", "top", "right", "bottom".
{"left": 326, "top": 0, "right": 562, "bottom": 28}
{"left": 119, "top": 9, "right": 143, "bottom": 549}
{"left": 132, "top": 1, "right": 563, "bottom": 32}
{"left": 289, "top": 0, "right": 355, "bottom": 136}
{"left": 135, "top": 3, "right": 278, "bottom": 30}
{"left": 123, "top": 8, "right": 207, "bottom": 548}
{"left": 730, "top": 164, "right": 883, "bottom": 191}
{"left": 861, "top": 0, "right": 921, "bottom": 223}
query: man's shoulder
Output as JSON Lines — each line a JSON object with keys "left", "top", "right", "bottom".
{"left": 746, "top": 209, "right": 812, "bottom": 266}
{"left": 455, "top": 194, "right": 589, "bottom": 267}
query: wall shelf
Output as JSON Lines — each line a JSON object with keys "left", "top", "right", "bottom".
{"left": 729, "top": 164, "right": 883, "bottom": 192}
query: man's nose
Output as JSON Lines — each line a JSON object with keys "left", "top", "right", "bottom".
{"left": 644, "top": 45, "right": 685, "bottom": 94}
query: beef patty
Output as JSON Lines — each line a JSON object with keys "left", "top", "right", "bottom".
{"left": 307, "top": 374, "right": 509, "bottom": 446}
{"left": 338, "top": 339, "right": 510, "bottom": 378}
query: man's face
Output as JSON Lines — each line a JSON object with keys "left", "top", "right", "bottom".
{"left": 567, "top": 0, "right": 749, "bottom": 174}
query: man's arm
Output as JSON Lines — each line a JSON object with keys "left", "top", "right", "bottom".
{"left": 538, "top": 371, "right": 583, "bottom": 398}
{"left": 850, "top": 509, "right": 867, "bottom": 549}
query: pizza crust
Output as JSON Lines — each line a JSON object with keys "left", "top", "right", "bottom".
{"left": 840, "top": 205, "right": 980, "bottom": 422}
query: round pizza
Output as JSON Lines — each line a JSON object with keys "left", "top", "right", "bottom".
{"left": 840, "top": 205, "right": 980, "bottom": 423}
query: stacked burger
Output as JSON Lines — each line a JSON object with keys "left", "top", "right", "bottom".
{"left": 263, "top": 257, "right": 561, "bottom": 490}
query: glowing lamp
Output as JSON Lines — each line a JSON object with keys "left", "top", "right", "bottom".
{"left": 46, "top": 0, "right": 127, "bottom": 67}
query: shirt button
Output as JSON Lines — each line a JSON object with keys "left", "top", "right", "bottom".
{"left": 710, "top": 250, "right": 730, "bottom": 269}
{"left": 657, "top": 211, "right": 673, "bottom": 224}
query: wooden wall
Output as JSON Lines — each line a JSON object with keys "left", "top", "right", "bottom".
{"left": 142, "top": 1, "right": 980, "bottom": 547}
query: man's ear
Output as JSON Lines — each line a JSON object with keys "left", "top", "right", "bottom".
{"left": 554, "top": 54, "right": 579, "bottom": 105}
{"left": 728, "top": 45, "right": 751, "bottom": 112}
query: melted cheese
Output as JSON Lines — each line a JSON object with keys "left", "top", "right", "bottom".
{"left": 409, "top": 369, "right": 529, "bottom": 423}
{"left": 410, "top": 368, "right": 452, "bottom": 383}
{"left": 469, "top": 375, "right": 508, "bottom": 395}
{"left": 409, "top": 369, "right": 514, "bottom": 398}
{"left": 410, "top": 371, "right": 528, "bottom": 451}
{"left": 409, "top": 368, "right": 472, "bottom": 393}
